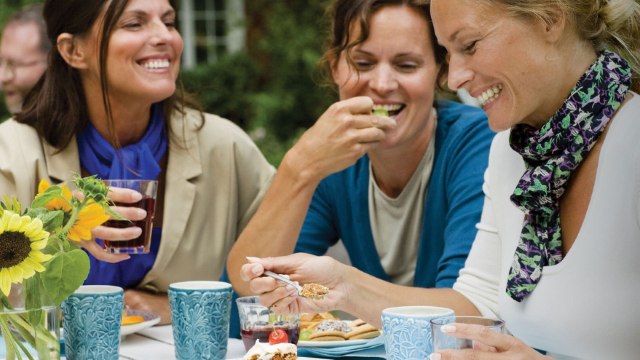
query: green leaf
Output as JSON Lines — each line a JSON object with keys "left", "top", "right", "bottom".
{"left": 25, "top": 208, "right": 64, "bottom": 233}
{"left": 31, "top": 187, "right": 64, "bottom": 209}
{"left": 40, "top": 250, "right": 90, "bottom": 305}
{"left": 0, "top": 195, "right": 22, "bottom": 214}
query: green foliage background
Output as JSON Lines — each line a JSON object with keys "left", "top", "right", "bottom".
{"left": 0, "top": 0, "right": 336, "bottom": 165}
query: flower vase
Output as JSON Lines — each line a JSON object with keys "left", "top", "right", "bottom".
{"left": 0, "top": 284, "right": 60, "bottom": 360}
{"left": 0, "top": 305, "right": 60, "bottom": 360}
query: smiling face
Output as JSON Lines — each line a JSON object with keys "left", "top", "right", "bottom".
{"left": 431, "top": 0, "right": 571, "bottom": 131}
{"left": 79, "top": 0, "right": 182, "bottom": 107}
{"left": 331, "top": 5, "right": 438, "bottom": 151}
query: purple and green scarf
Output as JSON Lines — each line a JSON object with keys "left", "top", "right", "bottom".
{"left": 506, "top": 50, "right": 632, "bottom": 302}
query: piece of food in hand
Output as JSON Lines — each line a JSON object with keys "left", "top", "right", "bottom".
{"left": 299, "top": 283, "right": 329, "bottom": 299}
{"left": 243, "top": 340, "right": 297, "bottom": 360}
{"left": 372, "top": 107, "right": 389, "bottom": 116}
{"left": 269, "top": 328, "right": 289, "bottom": 345}
{"left": 121, "top": 311, "right": 145, "bottom": 326}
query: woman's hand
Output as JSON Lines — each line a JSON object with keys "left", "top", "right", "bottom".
{"left": 430, "top": 323, "right": 553, "bottom": 360}
{"left": 124, "top": 289, "right": 171, "bottom": 325}
{"left": 80, "top": 186, "right": 147, "bottom": 263}
{"left": 240, "top": 253, "right": 350, "bottom": 314}
{"left": 287, "top": 96, "right": 396, "bottom": 181}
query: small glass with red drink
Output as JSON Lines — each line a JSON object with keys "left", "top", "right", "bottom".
{"left": 236, "top": 296, "right": 300, "bottom": 351}
{"left": 102, "top": 179, "right": 158, "bottom": 254}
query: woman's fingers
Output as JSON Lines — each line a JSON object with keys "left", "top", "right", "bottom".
{"left": 92, "top": 224, "right": 142, "bottom": 240}
{"left": 440, "top": 323, "right": 511, "bottom": 351}
{"left": 110, "top": 205, "right": 146, "bottom": 221}
{"left": 107, "top": 186, "right": 143, "bottom": 203}
{"left": 80, "top": 239, "right": 130, "bottom": 263}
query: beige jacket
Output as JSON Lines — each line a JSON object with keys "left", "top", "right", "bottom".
{"left": 0, "top": 109, "right": 275, "bottom": 292}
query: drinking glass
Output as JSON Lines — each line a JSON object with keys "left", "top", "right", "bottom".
{"left": 236, "top": 296, "right": 300, "bottom": 351}
{"left": 431, "top": 316, "right": 504, "bottom": 351}
{"left": 102, "top": 179, "right": 158, "bottom": 254}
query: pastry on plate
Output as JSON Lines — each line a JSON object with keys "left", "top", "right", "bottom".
{"left": 243, "top": 340, "right": 297, "bottom": 360}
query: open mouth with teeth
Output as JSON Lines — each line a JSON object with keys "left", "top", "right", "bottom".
{"left": 372, "top": 104, "right": 404, "bottom": 117}
{"left": 476, "top": 84, "right": 503, "bottom": 107}
{"left": 139, "top": 59, "right": 170, "bottom": 70}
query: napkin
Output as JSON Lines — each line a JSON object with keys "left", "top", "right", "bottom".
{"left": 297, "top": 335, "right": 386, "bottom": 358}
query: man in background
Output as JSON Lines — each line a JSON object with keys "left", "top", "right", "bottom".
{"left": 0, "top": 4, "right": 49, "bottom": 114}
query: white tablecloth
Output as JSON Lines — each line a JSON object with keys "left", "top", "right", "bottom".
{"left": 118, "top": 325, "right": 325, "bottom": 360}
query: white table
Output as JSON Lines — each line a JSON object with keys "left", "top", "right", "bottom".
{"left": 119, "top": 325, "right": 326, "bottom": 360}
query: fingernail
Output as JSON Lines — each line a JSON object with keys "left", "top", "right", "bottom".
{"left": 246, "top": 256, "right": 260, "bottom": 263}
{"left": 131, "top": 191, "right": 143, "bottom": 202}
{"left": 441, "top": 325, "right": 456, "bottom": 333}
{"left": 251, "top": 268, "right": 262, "bottom": 276}
{"left": 429, "top": 354, "right": 441, "bottom": 360}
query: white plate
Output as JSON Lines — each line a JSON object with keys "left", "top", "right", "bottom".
{"left": 120, "top": 310, "right": 161, "bottom": 336}
{"left": 298, "top": 336, "right": 379, "bottom": 348}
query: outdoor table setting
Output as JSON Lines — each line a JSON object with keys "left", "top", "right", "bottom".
{"left": 119, "top": 324, "right": 366, "bottom": 360}
{"left": 112, "top": 281, "right": 502, "bottom": 360}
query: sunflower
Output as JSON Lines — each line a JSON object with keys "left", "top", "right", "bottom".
{"left": 38, "top": 179, "right": 72, "bottom": 212}
{"left": 38, "top": 180, "right": 110, "bottom": 242}
{"left": 0, "top": 211, "right": 53, "bottom": 296}
{"left": 67, "top": 200, "right": 110, "bottom": 242}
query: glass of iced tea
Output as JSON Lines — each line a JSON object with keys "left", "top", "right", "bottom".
{"left": 236, "top": 296, "right": 300, "bottom": 351}
{"left": 102, "top": 179, "right": 158, "bottom": 254}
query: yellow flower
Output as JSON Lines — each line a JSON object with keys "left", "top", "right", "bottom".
{"left": 67, "top": 201, "right": 110, "bottom": 242}
{"left": 37, "top": 179, "right": 72, "bottom": 212}
{"left": 0, "top": 211, "right": 53, "bottom": 296}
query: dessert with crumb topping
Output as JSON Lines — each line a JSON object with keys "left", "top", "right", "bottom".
{"left": 243, "top": 341, "right": 297, "bottom": 360}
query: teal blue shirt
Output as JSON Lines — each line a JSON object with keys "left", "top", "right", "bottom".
{"left": 295, "top": 100, "right": 494, "bottom": 288}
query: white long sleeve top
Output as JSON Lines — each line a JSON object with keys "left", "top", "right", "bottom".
{"left": 453, "top": 94, "right": 640, "bottom": 359}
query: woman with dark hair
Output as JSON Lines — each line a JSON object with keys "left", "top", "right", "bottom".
{"left": 0, "top": 0, "right": 274, "bottom": 324}
{"left": 228, "top": 0, "right": 493, "bottom": 298}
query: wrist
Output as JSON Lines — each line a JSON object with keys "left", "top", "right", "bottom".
{"left": 280, "top": 148, "right": 323, "bottom": 188}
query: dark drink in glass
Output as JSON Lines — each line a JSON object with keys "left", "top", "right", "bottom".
{"left": 102, "top": 197, "right": 156, "bottom": 254}
{"left": 102, "top": 179, "right": 158, "bottom": 254}
{"left": 241, "top": 325, "right": 300, "bottom": 351}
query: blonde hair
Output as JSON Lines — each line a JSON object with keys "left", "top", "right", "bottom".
{"left": 483, "top": 0, "right": 640, "bottom": 92}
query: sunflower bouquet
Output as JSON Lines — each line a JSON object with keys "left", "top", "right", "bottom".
{"left": 0, "top": 175, "right": 114, "bottom": 360}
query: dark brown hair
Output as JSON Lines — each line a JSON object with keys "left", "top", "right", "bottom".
{"left": 16, "top": 0, "right": 199, "bottom": 149}
{"left": 320, "top": 0, "right": 448, "bottom": 89}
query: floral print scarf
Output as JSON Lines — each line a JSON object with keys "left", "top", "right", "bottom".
{"left": 506, "top": 51, "right": 632, "bottom": 302}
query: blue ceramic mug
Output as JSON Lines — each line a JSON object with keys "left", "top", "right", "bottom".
{"left": 61, "top": 285, "right": 124, "bottom": 360}
{"left": 381, "top": 306, "right": 455, "bottom": 360}
{"left": 168, "top": 281, "right": 233, "bottom": 360}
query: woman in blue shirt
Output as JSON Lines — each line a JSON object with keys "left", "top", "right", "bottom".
{"left": 227, "top": 0, "right": 493, "bottom": 298}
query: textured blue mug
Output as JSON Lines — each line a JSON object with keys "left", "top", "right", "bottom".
{"left": 168, "top": 281, "right": 233, "bottom": 360}
{"left": 61, "top": 285, "right": 124, "bottom": 360}
{"left": 381, "top": 306, "right": 454, "bottom": 360}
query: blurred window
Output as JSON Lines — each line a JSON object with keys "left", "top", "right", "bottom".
{"left": 179, "top": 0, "right": 245, "bottom": 69}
